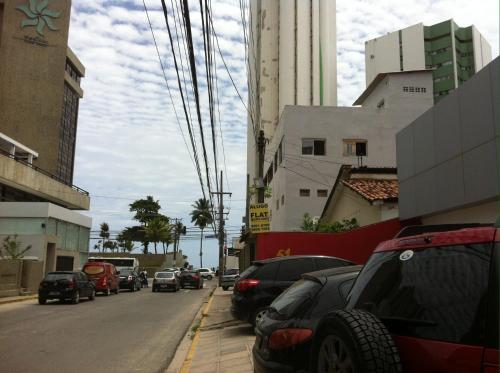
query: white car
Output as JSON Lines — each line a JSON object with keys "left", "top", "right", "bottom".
{"left": 197, "top": 268, "right": 214, "bottom": 280}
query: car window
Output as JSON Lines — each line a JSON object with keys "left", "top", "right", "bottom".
{"left": 239, "top": 265, "right": 258, "bottom": 279}
{"left": 315, "top": 258, "right": 351, "bottom": 270}
{"left": 157, "top": 272, "right": 174, "bottom": 278}
{"left": 347, "top": 243, "right": 491, "bottom": 345}
{"left": 45, "top": 273, "right": 73, "bottom": 281}
{"left": 254, "top": 262, "right": 279, "bottom": 281}
{"left": 276, "top": 259, "right": 315, "bottom": 282}
{"left": 198, "top": 269, "right": 208, "bottom": 272}
{"left": 269, "top": 279, "right": 322, "bottom": 319}
{"left": 83, "top": 265, "right": 105, "bottom": 275}
{"left": 486, "top": 242, "right": 498, "bottom": 348}
{"left": 338, "top": 278, "right": 355, "bottom": 301}
{"left": 224, "top": 269, "right": 239, "bottom": 275}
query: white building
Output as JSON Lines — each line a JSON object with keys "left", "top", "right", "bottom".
{"left": 247, "top": 0, "right": 337, "bottom": 190}
{"left": 264, "top": 71, "right": 434, "bottom": 231}
{"left": 365, "top": 19, "right": 491, "bottom": 102}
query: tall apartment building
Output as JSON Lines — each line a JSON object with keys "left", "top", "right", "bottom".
{"left": 247, "top": 0, "right": 337, "bottom": 189}
{"left": 365, "top": 19, "right": 492, "bottom": 102}
{"left": 0, "top": 0, "right": 85, "bottom": 185}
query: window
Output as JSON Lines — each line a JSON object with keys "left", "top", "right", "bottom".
{"left": 276, "top": 259, "right": 315, "bottom": 282}
{"left": 268, "top": 279, "right": 322, "bottom": 319}
{"left": 317, "top": 189, "right": 328, "bottom": 197}
{"left": 281, "top": 195, "right": 285, "bottom": 206}
{"left": 274, "top": 153, "right": 278, "bottom": 173}
{"left": 302, "top": 139, "right": 326, "bottom": 156}
{"left": 278, "top": 141, "right": 283, "bottom": 164}
{"left": 415, "top": 87, "right": 421, "bottom": 92}
{"left": 403, "top": 86, "right": 409, "bottom": 92}
{"left": 343, "top": 140, "right": 367, "bottom": 157}
{"left": 255, "top": 262, "right": 279, "bottom": 281}
{"left": 276, "top": 199, "right": 279, "bottom": 210}
{"left": 299, "top": 189, "right": 310, "bottom": 197}
{"left": 422, "top": 87, "right": 426, "bottom": 93}
{"left": 314, "top": 257, "right": 352, "bottom": 270}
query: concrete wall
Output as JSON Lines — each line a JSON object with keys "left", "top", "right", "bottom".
{"left": 365, "top": 28, "right": 402, "bottom": 86}
{"left": 402, "top": 24, "right": 426, "bottom": 72}
{"left": 0, "top": 259, "right": 22, "bottom": 297}
{"left": 21, "top": 260, "right": 44, "bottom": 293}
{"left": 396, "top": 58, "right": 499, "bottom": 221}
{"left": 0, "top": 156, "right": 90, "bottom": 210}
{"left": 472, "top": 26, "right": 492, "bottom": 72}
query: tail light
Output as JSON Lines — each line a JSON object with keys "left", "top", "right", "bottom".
{"left": 100, "top": 276, "right": 107, "bottom": 286}
{"left": 192, "top": 275, "right": 199, "bottom": 280}
{"left": 235, "top": 279, "right": 260, "bottom": 292}
{"left": 67, "top": 280, "right": 75, "bottom": 289}
{"left": 128, "top": 275, "right": 133, "bottom": 282}
{"left": 268, "top": 328, "right": 313, "bottom": 350}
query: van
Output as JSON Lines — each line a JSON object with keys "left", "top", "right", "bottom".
{"left": 82, "top": 262, "right": 120, "bottom": 296}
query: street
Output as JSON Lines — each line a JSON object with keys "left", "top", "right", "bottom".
{"left": 0, "top": 281, "right": 215, "bottom": 373}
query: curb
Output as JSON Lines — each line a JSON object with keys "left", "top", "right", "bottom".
{"left": 165, "top": 286, "right": 217, "bottom": 373}
{"left": 0, "top": 295, "right": 38, "bottom": 306}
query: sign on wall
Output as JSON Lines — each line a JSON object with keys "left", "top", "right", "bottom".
{"left": 249, "top": 203, "right": 270, "bottom": 233}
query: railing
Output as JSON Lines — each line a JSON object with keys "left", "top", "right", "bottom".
{"left": 0, "top": 148, "right": 90, "bottom": 196}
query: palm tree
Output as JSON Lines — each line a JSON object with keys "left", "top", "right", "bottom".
{"left": 190, "top": 198, "right": 213, "bottom": 268}
{"left": 99, "top": 222, "right": 110, "bottom": 252}
{"left": 161, "top": 226, "right": 173, "bottom": 254}
{"left": 144, "top": 217, "right": 170, "bottom": 255}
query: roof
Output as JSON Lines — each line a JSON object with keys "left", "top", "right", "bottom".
{"left": 342, "top": 179, "right": 398, "bottom": 202}
{"left": 353, "top": 69, "right": 432, "bottom": 106}
{"left": 253, "top": 255, "right": 355, "bottom": 265}
{"left": 302, "top": 265, "right": 363, "bottom": 285}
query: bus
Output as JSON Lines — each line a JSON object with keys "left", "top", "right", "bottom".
{"left": 88, "top": 257, "right": 139, "bottom": 271}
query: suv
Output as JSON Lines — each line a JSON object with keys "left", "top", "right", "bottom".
{"left": 82, "top": 262, "right": 119, "bottom": 296}
{"left": 38, "top": 271, "right": 95, "bottom": 304}
{"left": 198, "top": 268, "right": 214, "bottom": 280}
{"left": 231, "top": 255, "right": 355, "bottom": 325}
{"left": 313, "top": 225, "right": 499, "bottom": 373}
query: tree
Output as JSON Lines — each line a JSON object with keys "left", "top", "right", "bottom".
{"left": 103, "top": 240, "right": 118, "bottom": 253}
{"left": 99, "top": 222, "right": 110, "bottom": 251}
{"left": 143, "top": 217, "right": 170, "bottom": 255}
{"left": 121, "top": 226, "right": 149, "bottom": 254}
{"left": 190, "top": 198, "right": 213, "bottom": 268}
{"left": 117, "top": 233, "right": 135, "bottom": 253}
{"left": 0, "top": 235, "right": 32, "bottom": 259}
{"left": 129, "top": 196, "right": 161, "bottom": 226}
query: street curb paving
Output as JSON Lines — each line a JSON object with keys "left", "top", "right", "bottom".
{"left": 165, "top": 286, "right": 217, "bottom": 373}
{"left": 0, "top": 295, "right": 38, "bottom": 306}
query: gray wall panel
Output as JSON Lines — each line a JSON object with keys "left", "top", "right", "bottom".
{"left": 434, "top": 94, "right": 462, "bottom": 164}
{"left": 396, "top": 125, "right": 415, "bottom": 182}
{"left": 489, "top": 63, "right": 499, "bottom": 137}
{"left": 414, "top": 168, "right": 437, "bottom": 217}
{"left": 459, "top": 67, "right": 495, "bottom": 152}
{"left": 399, "top": 179, "right": 417, "bottom": 220}
{"left": 413, "top": 110, "right": 435, "bottom": 174}
{"left": 434, "top": 156, "right": 465, "bottom": 212}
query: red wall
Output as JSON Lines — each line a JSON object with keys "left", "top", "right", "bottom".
{"left": 255, "top": 218, "right": 406, "bottom": 264}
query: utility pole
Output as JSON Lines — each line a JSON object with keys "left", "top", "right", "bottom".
{"left": 211, "top": 170, "right": 231, "bottom": 287}
{"left": 257, "top": 130, "right": 266, "bottom": 203}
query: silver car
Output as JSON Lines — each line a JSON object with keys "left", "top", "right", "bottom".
{"left": 221, "top": 269, "right": 239, "bottom": 291}
{"left": 152, "top": 271, "right": 180, "bottom": 292}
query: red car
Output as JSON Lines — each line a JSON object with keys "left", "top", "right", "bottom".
{"left": 313, "top": 224, "right": 499, "bottom": 373}
{"left": 82, "top": 262, "right": 120, "bottom": 296}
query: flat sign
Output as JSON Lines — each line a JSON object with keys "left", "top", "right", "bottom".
{"left": 250, "top": 203, "right": 270, "bottom": 233}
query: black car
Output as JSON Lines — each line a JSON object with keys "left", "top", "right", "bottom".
{"left": 118, "top": 268, "right": 142, "bottom": 292}
{"left": 180, "top": 270, "right": 204, "bottom": 289}
{"left": 252, "top": 265, "right": 361, "bottom": 373}
{"left": 38, "top": 271, "right": 96, "bottom": 304}
{"left": 231, "top": 255, "right": 355, "bottom": 325}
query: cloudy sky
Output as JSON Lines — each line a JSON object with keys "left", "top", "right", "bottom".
{"left": 69, "top": 0, "right": 498, "bottom": 268}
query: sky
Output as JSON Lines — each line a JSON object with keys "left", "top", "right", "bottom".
{"left": 69, "top": 0, "right": 499, "bottom": 268}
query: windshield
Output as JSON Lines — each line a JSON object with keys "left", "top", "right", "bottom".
{"left": 198, "top": 269, "right": 208, "bottom": 272}
{"left": 224, "top": 269, "right": 239, "bottom": 275}
{"left": 45, "top": 273, "right": 73, "bottom": 281}
{"left": 269, "top": 279, "right": 321, "bottom": 319}
{"left": 120, "top": 269, "right": 133, "bottom": 276}
{"left": 347, "top": 243, "right": 491, "bottom": 345}
{"left": 156, "top": 272, "right": 174, "bottom": 278}
{"left": 83, "top": 266, "right": 104, "bottom": 275}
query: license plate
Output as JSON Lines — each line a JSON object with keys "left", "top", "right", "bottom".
{"left": 49, "top": 291, "right": 59, "bottom": 296}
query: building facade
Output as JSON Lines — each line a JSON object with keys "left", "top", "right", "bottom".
{"left": 396, "top": 57, "right": 498, "bottom": 224}
{"left": 264, "top": 71, "right": 433, "bottom": 231}
{"left": 247, "top": 0, "right": 337, "bottom": 190}
{"left": 365, "top": 20, "right": 492, "bottom": 102}
{"left": 0, "top": 0, "right": 84, "bottom": 185}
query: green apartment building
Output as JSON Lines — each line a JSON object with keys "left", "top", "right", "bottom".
{"left": 365, "top": 19, "right": 491, "bottom": 102}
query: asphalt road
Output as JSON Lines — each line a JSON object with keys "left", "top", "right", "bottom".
{"left": 0, "top": 281, "right": 216, "bottom": 373}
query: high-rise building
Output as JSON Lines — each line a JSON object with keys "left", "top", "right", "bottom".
{"left": 365, "top": 19, "right": 491, "bottom": 102}
{"left": 0, "top": 0, "right": 85, "bottom": 185}
{"left": 247, "top": 0, "right": 337, "bottom": 189}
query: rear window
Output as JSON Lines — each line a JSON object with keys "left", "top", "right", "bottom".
{"left": 45, "top": 273, "right": 74, "bottom": 281}
{"left": 120, "top": 269, "right": 133, "bottom": 276}
{"left": 276, "top": 259, "right": 315, "bottom": 281}
{"left": 157, "top": 272, "right": 174, "bottom": 278}
{"left": 239, "top": 265, "right": 258, "bottom": 279}
{"left": 198, "top": 269, "right": 209, "bottom": 272}
{"left": 224, "top": 269, "right": 239, "bottom": 275}
{"left": 255, "top": 262, "right": 280, "bottom": 280}
{"left": 314, "top": 257, "right": 352, "bottom": 270}
{"left": 269, "top": 279, "right": 322, "bottom": 319}
{"left": 83, "top": 266, "right": 104, "bottom": 275}
{"left": 347, "top": 243, "right": 492, "bottom": 345}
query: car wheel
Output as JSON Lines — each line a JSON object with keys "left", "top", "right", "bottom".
{"left": 38, "top": 297, "right": 46, "bottom": 305}
{"left": 72, "top": 291, "right": 80, "bottom": 304}
{"left": 315, "top": 310, "right": 402, "bottom": 373}
{"left": 207, "top": 275, "right": 213, "bottom": 280}
{"left": 89, "top": 289, "right": 95, "bottom": 301}
{"left": 105, "top": 287, "right": 111, "bottom": 296}
{"left": 113, "top": 287, "right": 119, "bottom": 295}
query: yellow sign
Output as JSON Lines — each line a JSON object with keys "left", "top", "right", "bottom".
{"left": 250, "top": 203, "right": 270, "bottom": 233}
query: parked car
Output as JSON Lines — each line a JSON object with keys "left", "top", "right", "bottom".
{"left": 118, "top": 268, "right": 142, "bottom": 292}
{"left": 38, "top": 271, "right": 95, "bottom": 304}
{"left": 313, "top": 224, "right": 499, "bottom": 373}
{"left": 180, "top": 270, "right": 204, "bottom": 289}
{"left": 152, "top": 271, "right": 180, "bottom": 292}
{"left": 253, "top": 265, "right": 361, "bottom": 373}
{"left": 231, "top": 255, "right": 355, "bottom": 325}
{"left": 221, "top": 268, "right": 239, "bottom": 290}
{"left": 82, "top": 262, "right": 119, "bottom": 296}
{"left": 197, "top": 268, "right": 214, "bottom": 280}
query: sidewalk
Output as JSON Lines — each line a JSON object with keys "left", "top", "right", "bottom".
{"left": 176, "top": 287, "right": 255, "bottom": 373}
{"left": 0, "top": 294, "right": 37, "bottom": 306}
